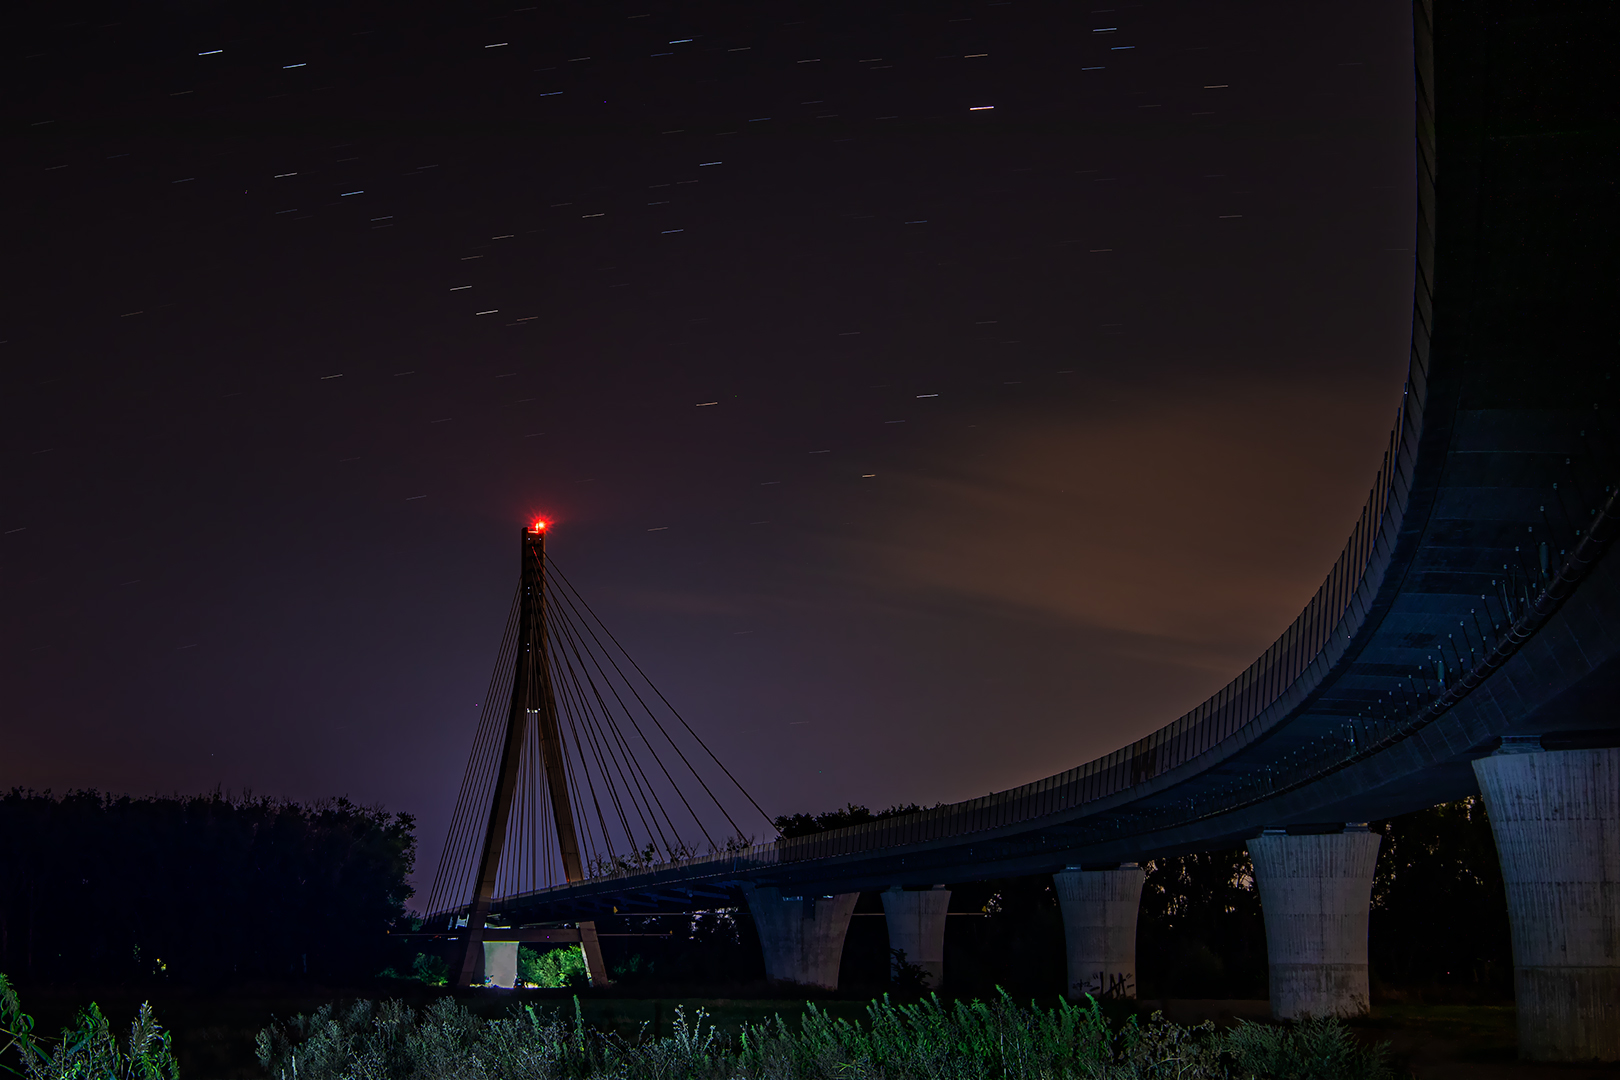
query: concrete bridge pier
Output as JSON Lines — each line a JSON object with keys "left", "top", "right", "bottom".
{"left": 881, "top": 885, "right": 951, "bottom": 987}
{"left": 1053, "top": 865, "right": 1145, "bottom": 999}
{"left": 741, "top": 885, "right": 858, "bottom": 989}
{"left": 481, "top": 940, "right": 518, "bottom": 988}
{"left": 1247, "top": 827, "right": 1380, "bottom": 1019}
{"left": 1473, "top": 741, "right": 1620, "bottom": 1062}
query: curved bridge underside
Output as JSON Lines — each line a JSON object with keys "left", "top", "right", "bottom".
{"left": 496, "top": 0, "right": 1619, "bottom": 922}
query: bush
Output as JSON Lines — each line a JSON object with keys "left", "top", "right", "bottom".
{"left": 379, "top": 953, "right": 449, "bottom": 987}
{"left": 888, "top": 949, "right": 931, "bottom": 991}
{"left": 1222, "top": 1016, "right": 1392, "bottom": 1080}
{"left": 255, "top": 990, "right": 1395, "bottom": 1080}
{"left": 519, "top": 946, "right": 589, "bottom": 989}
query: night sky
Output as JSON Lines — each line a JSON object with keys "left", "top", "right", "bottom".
{"left": 3, "top": 0, "right": 1415, "bottom": 898}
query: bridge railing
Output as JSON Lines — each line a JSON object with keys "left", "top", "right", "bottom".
{"left": 753, "top": 391, "right": 1418, "bottom": 867}
{"left": 501, "top": 407, "right": 1615, "bottom": 909}
{"left": 536, "top": 382, "right": 1424, "bottom": 890}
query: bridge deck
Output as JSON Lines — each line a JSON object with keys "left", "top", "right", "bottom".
{"left": 478, "top": 0, "right": 1620, "bottom": 922}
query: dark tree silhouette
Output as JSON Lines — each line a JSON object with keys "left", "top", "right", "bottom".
{"left": 1370, "top": 796, "right": 1512, "bottom": 998}
{"left": 772, "top": 803, "right": 926, "bottom": 838}
{"left": 0, "top": 789, "right": 414, "bottom": 986}
{"left": 1137, "top": 848, "right": 1268, "bottom": 998}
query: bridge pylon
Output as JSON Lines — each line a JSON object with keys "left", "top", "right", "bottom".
{"left": 452, "top": 523, "right": 608, "bottom": 988}
{"left": 425, "top": 519, "right": 770, "bottom": 988}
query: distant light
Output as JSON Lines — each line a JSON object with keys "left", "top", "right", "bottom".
{"left": 669, "top": 38, "right": 693, "bottom": 43}
{"left": 531, "top": 520, "right": 548, "bottom": 532}
{"left": 486, "top": 42, "right": 509, "bottom": 48}
{"left": 969, "top": 105, "right": 994, "bottom": 111}
{"left": 282, "top": 63, "right": 306, "bottom": 69}
{"left": 340, "top": 190, "right": 363, "bottom": 196}
{"left": 699, "top": 161, "right": 722, "bottom": 166}
{"left": 198, "top": 49, "right": 223, "bottom": 55}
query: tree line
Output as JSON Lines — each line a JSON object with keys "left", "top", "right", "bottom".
{"left": 0, "top": 786, "right": 1508, "bottom": 999}
{"left": 598, "top": 796, "right": 1510, "bottom": 999}
{"left": 0, "top": 789, "right": 414, "bottom": 986}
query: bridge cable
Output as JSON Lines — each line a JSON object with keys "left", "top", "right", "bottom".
{"left": 543, "top": 566, "right": 723, "bottom": 847}
{"left": 547, "top": 591, "right": 692, "bottom": 855}
{"left": 547, "top": 610, "right": 677, "bottom": 859}
{"left": 547, "top": 554, "right": 772, "bottom": 834}
{"left": 426, "top": 586, "right": 521, "bottom": 917}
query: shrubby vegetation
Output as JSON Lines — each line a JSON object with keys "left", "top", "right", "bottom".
{"left": 379, "top": 946, "right": 589, "bottom": 991}
{"left": 520, "top": 946, "right": 590, "bottom": 989}
{"left": 255, "top": 992, "right": 1391, "bottom": 1080}
{"left": 0, "top": 789, "right": 415, "bottom": 985}
{"left": 1, "top": 973, "right": 178, "bottom": 1080}
{"left": 380, "top": 954, "right": 451, "bottom": 987}
{"left": 593, "top": 910, "right": 764, "bottom": 988}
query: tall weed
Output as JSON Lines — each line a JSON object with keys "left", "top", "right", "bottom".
{"left": 0, "top": 973, "right": 178, "bottom": 1080}
{"left": 257, "top": 992, "right": 1394, "bottom": 1080}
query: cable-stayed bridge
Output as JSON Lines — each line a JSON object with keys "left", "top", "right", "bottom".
{"left": 422, "top": 0, "right": 1618, "bottom": 1061}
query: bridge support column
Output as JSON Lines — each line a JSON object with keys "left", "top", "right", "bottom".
{"left": 881, "top": 885, "right": 950, "bottom": 987}
{"left": 1247, "top": 827, "right": 1380, "bottom": 1020}
{"left": 741, "top": 885, "right": 858, "bottom": 989}
{"left": 1474, "top": 742, "right": 1620, "bottom": 1062}
{"left": 482, "top": 940, "right": 518, "bottom": 988}
{"left": 1053, "top": 865, "right": 1145, "bottom": 999}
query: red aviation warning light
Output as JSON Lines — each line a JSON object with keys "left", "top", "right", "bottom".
{"left": 529, "top": 519, "right": 549, "bottom": 533}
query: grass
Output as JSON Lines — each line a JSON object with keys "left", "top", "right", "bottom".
{"left": 254, "top": 991, "right": 1393, "bottom": 1080}
{"left": 26, "top": 971, "right": 1553, "bottom": 1080}
{"left": 1358, "top": 1002, "right": 1520, "bottom": 1069}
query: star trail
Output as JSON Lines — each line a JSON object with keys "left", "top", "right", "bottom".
{"left": 2, "top": 0, "right": 1416, "bottom": 895}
